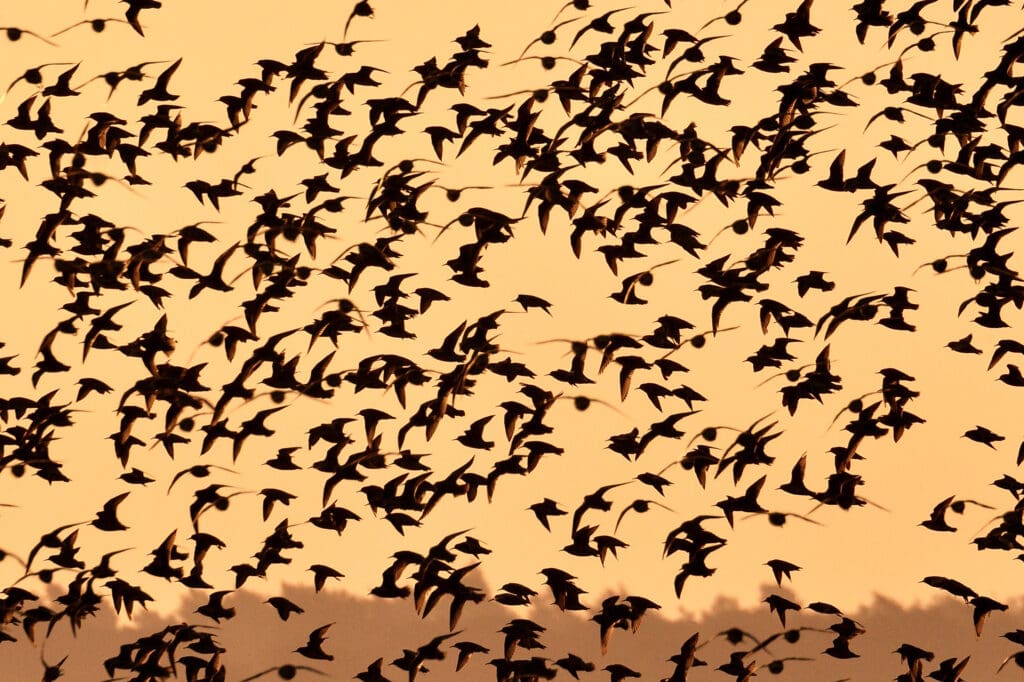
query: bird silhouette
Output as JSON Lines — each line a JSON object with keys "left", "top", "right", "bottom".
{"left": 295, "top": 623, "right": 335, "bottom": 661}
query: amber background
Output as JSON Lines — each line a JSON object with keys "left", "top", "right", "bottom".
{"left": 0, "top": 0, "right": 1023, "bottom": 679}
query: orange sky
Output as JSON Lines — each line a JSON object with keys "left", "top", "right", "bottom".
{"left": 2, "top": 0, "right": 1024, "bottom": 679}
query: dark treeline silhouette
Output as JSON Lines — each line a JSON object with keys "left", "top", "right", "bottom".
{"left": 2, "top": 583, "right": 1021, "bottom": 680}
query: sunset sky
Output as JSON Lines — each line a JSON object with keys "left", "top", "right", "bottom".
{"left": 1, "top": 1, "right": 1024, "bottom": 680}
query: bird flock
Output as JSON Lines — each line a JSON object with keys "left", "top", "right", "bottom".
{"left": 2, "top": 0, "right": 1024, "bottom": 679}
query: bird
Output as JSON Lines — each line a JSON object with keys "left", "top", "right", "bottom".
{"left": 51, "top": 18, "right": 131, "bottom": 37}
{"left": 195, "top": 590, "right": 236, "bottom": 622}
{"left": 238, "top": 665, "right": 326, "bottom": 681}
{"left": 453, "top": 641, "right": 489, "bottom": 672}
{"left": 121, "top": 0, "right": 162, "bottom": 36}
{"left": 138, "top": 57, "right": 183, "bottom": 105}
{"left": 529, "top": 498, "right": 567, "bottom": 531}
{"left": 515, "top": 293, "right": 553, "bottom": 314}
{"left": 603, "top": 663, "right": 641, "bottom": 681}
{"left": 91, "top": 492, "right": 130, "bottom": 532}
{"left": 716, "top": 475, "right": 768, "bottom": 527}
{"left": 765, "top": 593, "right": 802, "bottom": 626}
{"left": 295, "top": 623, "right": 335, "bottom": 661}
{"left": 921, "top": 495, "right": 958, "bottom": 532}
{"left": 963, "top": 425, "right": 1005, "bottom": 448}
{"left": 571, "top": 482, "right": 631, "bottom": 534}
{"left": 613, "top": 498, "right": 674, "bottom": 532}
{"left": 765, "top": 558, "right": 801, "bottom": 586}
{"left": 0, "top": 26, "right": 57, "bottom": 46}
{"left": 265, "top": 596, "right": 304, "bottom": 621}
{"left": 922, "top": 576, "right": 978, "bottom": 602}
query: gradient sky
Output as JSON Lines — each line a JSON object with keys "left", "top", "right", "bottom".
{"left": 1, "top": 0, "right": 1024, "bottom": 679}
